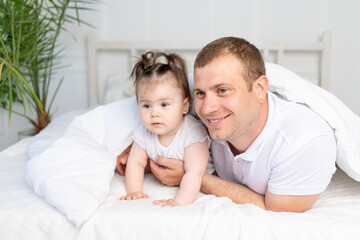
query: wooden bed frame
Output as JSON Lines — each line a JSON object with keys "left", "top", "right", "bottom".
{"left": 87, "top": 32, "right": 331, "bottom": 107}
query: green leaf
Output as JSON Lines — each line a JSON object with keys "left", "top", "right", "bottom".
{"left": 0, "top": 0, "right": 98, "bottom": 130}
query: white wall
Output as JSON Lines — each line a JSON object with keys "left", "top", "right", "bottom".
{"left": 328, "top": 0, "right": 360, "bottom": 116}
{"left": 1, "top": 0, "right": 359, "bottom": 150}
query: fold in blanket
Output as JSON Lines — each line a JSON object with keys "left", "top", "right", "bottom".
{"left": 27, "top": 97, "right": 141, "bottom": 227}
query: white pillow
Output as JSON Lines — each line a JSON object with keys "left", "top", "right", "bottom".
{"left": 265, "top": 62, "right": 360, "bottom": 181}
{"left": 103, "top": 73, "right": 135, "bottom": 104}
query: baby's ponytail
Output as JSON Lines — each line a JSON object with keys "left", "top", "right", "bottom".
{"left": 131, "top": 51, "right": 191, "bottom": 103}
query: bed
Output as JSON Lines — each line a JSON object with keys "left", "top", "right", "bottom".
{"left": 1, "top": 32, "right": 360, "bottom": 240}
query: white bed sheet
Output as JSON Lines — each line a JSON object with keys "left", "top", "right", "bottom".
{"left": 0, "top": 138, "right": 77, "bottom": 240}
{"left": 1, "top": 135, "right": 360, "bottom": 240}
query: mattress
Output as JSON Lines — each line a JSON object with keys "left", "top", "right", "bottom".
{"left": 1, "top": 136, "right": 360, "bottom": 240}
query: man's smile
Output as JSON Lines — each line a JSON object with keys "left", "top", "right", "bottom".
{"left": 206, "top": 114, "right": 230, "bottom": 127}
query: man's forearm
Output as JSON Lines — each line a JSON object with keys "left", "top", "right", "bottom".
{"left": 201, "top": 173, "right": 266, "bottom": 209}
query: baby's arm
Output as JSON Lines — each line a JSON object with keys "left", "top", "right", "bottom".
{"left": 153, "top": 140, "right": 209, "bottom": 206}
{"left": 120, "top": 142, "right": 149, "bottom": 200}
{"left": 174, "top": 140, "right": 209, "bottom": 205}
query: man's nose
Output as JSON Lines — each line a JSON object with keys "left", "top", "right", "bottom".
{"left": 201, "top": 94, "right": 218, "bottom": 115}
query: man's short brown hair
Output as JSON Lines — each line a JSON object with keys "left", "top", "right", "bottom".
{"left": 194, "top": 37, "right": 265, "bottom": 90}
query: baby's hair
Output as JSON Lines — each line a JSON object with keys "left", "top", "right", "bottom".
{"left": 131, "top": 51, "right": 191, "bottom": 103}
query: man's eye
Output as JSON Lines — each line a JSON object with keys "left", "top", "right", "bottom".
{"left": 161, "top": 103, "right": 169, "bottom": 107}
{"left": 195, "top": 91, "right": 205, "bottom": 98}
{"left": 219, "top": 89, "right": 227, "bottom": 94}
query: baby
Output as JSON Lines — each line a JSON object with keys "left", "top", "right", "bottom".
{"left": 120, "top": 51, "right": 209, "bottom": 206}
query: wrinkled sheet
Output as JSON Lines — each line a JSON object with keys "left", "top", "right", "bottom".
{"left": 1, "top": 138, "right": 360, "bottom": 240}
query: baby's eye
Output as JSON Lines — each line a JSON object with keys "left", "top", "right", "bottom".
{"left": 161, "top": 103, "right": 169, "bottom": 107}
{"left": 142, "top": 104, "right": 150, "bottom": 109}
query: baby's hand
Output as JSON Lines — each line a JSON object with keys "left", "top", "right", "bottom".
{"left": 120, "top": 191, "right": 148, "bottom": 200}
{"left": 153, "top": 199, "right": 180, "bottom": 207}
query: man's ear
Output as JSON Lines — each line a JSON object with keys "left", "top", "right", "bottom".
{"left": 183, "top": 98, "right": 190, "bottom": 114}
{"left": 253, "top": 75, "right": 268, "bottom": 103}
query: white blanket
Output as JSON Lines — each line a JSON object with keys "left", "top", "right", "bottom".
{"left": 266, "top": 63, "right": 360, "bottom": 181}
{"left": 2, "top": 139, "right": 360, "bottom": 240}
{"left": 27, "top": 98, "right": 141, "bottom": 227}
{"left": 26, "top": 63, "right": 360, "bottom": 227}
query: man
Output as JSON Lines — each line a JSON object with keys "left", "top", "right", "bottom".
{"left": 118, "top": 37, "right": 336, "bottom": 212}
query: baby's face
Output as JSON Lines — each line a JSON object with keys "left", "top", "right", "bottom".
{"left": 137, "top": 74, "right": 189, "bottom": 137}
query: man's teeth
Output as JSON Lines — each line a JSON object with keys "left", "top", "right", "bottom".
{"left": 209, "top": 116, "right": 227, "bottom": 123}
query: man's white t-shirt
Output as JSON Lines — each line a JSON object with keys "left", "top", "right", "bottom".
{"left": 211, "top": 92, "right": 337, "bottom": 196}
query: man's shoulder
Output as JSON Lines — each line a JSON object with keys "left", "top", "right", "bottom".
{"left": 270, "top": 94, "right": 334, "bottom": 145}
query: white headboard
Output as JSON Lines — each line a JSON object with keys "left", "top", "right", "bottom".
{"left": 87, "top": 32, "right": 331, "bottom": 107}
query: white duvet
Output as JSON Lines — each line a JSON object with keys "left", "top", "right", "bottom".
{"left": 1, "top": 137, "right": 360, "bottom": 240}
{"left": 25, "top": 63, "right": 360, "bottom": 234}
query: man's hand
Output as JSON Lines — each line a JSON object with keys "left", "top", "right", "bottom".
{"left": 150, "top": 157, "right": 185, "bottom": 186}
{"left": 116, "top": 144, "right": 132, "bottom": 176}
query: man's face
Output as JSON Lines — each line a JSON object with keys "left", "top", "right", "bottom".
{"left": 193, "top": 54, "right": 262, "bottom": 146}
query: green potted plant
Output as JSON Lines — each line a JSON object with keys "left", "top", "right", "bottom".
{"left": 0, "top": 0, "right": 96, "bottom": 134}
